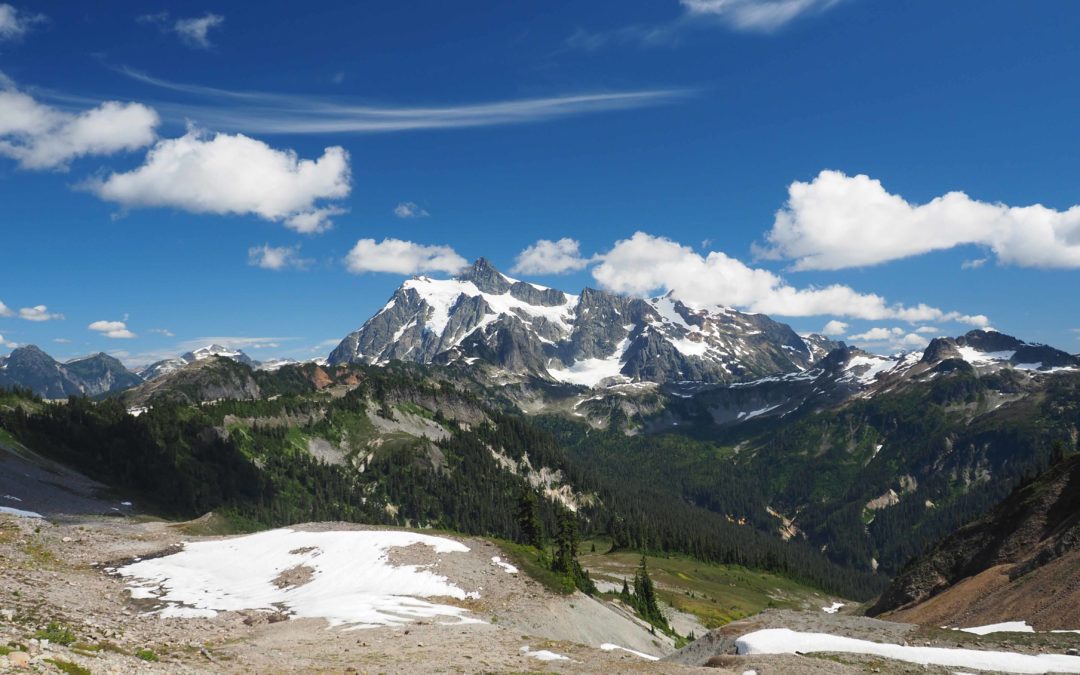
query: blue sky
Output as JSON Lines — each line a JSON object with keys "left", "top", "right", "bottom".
{"left": 2, "top": 0, "right": 1080, "bottom": 365}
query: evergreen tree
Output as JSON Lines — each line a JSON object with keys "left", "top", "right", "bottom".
{"left": 516, "top": 488, "right": 543, "bottom": 548}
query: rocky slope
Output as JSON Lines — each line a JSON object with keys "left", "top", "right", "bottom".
{"left": 123, "top": 357, "right": 262, "bottom": 407}
{"left": 329, "top": 258, "right": 838, "bottom": 386}
{"left": 0, "top": 346, "right": 142, "bottom": 398}
{"left": 869, "top": 453, "right": 1080, "bottom": 630}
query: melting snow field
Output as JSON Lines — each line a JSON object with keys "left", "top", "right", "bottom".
{"left": 735, "top": 628, "right": 1080, "bottom": 674}
{"left": 116, "top": 528, "right": 483, "bottom": 629}
{"left": 822, "top": 602, "right": 844, "bottom": 614}
{"left": 958, "top": 621, "right": 1035, "bottom": 635}
{"left": 0, "top": 506, "right": 43, "bottom": 519}
{"left": 600, "top": 643, "right": 660, "bottom": 661}
{"left": 491, "top": 556, "right": 519, "bottom": 574}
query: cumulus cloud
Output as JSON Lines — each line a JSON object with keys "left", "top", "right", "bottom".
{"left": 394, "top": 202, "right": 429, "bottom": 219}
{"left": 759, "top": 170, "right": 1080, "bottom": 270}
{"left": 0, "top": 299, "right": 11, "bottom": 317}
{"left": 139, "top": 12, "right": 224, "bottom": 48}
{"left": 846, "top": 326, "right": 930, "bottom": 352}
{"left": 344, "top": 238, "right": 467, "bottom": 276}
{"left": 820, "top": 320, "right": 848, "bottom": 336}
{"left": 89, "top": 320, "right": 136, "bottom": 339}
{"left": 0, "top": 4, "right": 45, "bottom": 41}
{"left": 0, "top": 333, "right": 15, "bottom": 348}
{"left": 511, "top": 238, "right": 596, "bottom": 275}
{"left": 590, "top": 232, "right": 988, "bottom": 325}
{"left": 85, "top": 129, "right": 350, "bottom": 233}
{"left": 0, "top": 77, "right": 159, "bottom": 170}
{"left": 680, "top": 0, "right": 845, "bottom": 32}
{"left": 19, "top": 305, "right": 63, "bottom": 321}
{"left": 248, "top": 244, "right": 311, "bottom": 271}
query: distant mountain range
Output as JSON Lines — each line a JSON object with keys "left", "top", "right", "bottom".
{"left": 0, "top": 343, "right": 310, "bottom": 399}
{"left": 329, "top": 258, "right": 840, "bottom": 385}
{"left": 4, "top": 259, "right": 1079, "bottom": 402}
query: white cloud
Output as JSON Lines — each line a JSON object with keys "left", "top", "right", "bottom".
{"left": 139, "top": 12, "right": 224, "bottom": 49}
{"left": 19, "top": 305, "right": 63, "bottom": 322}
{"left": 681, "top": 0, "right": 845, "bottom": 32}
{"left": 961, "top": 257, "right": 988, "bottom": 270}
{"left": 0, "top": 299, "right": 11, "bottom": 317}
{"left": 394, "top": 202, "right": 429, "bottom": 219}
{"left": 0, "top": 333, "right": 15, "bottom": 348}
{"left": 846, "top": 326, "right": 929, "bottom": 352}
{"left": 89, "top": 320, "right": 136, "bottom": 339}
{"left": 86, "top": 129, "right": 350, "bottom": 233}
{"left": 344, "top": 238, "right": 467, "bottom": 276}
{"left": 148, "top": 328, "right": 174, "bottom": 337}
{"left": 820, "top": 320, "right": 848, "bottom": 336}
{"left": 174, "top": 13, "right": 224, "bottom": 48}
{"left": 0, "top": 4, "right": 45, "bottom": 41}
{"left": 591, "top": 232, "right": 987, "bottom": 325}
{"left": 53, "top": 337, "right": 71, "bottom": 344}
{"left": 248, "top": 244, "right": 311, "bottom": 271}
{"left": 0, "top": 77, "right": 159, "bottom": 170}
{"left": 512, "top": 238, "right": 595, "bottom": 275}
{"left": 915, "top": 326, "right": 940, "bottom": 334}
{"left": 760, "top": 170, "right": 1080, "bottom": 270}
{"left": 118, "top": 68, "right": 690, "bottom": 134}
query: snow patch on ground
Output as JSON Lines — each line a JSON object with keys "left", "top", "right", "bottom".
{"left": 0, "top": 505, "right": 43, "bottom": 519}
{"left": 491, "top": 556, "right": 518, "bottom": 574}
{"left": 735, "top": 628, "right": 1080, "bottom": 673}
{"left": 958, "top": 621, "right": 1035, "bottom": 635}
{"left": 957, "top": 346, "right": 1016, "bottom": 365}
{"left": 521, "top": 646, "right": 569, "bottom": 661}
{"left": 117, "top": 528, "right": 482, "bottom": 629}
{"left": 547, "top": 338, "right": 630, "bottom": 387}
{"left": 600, "top": 642, "right": 660, "bottom": 661}
{"left": 822, "top": 602, "right": 844, "bottom": 614}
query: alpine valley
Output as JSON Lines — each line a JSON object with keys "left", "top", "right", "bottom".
{"left": 3, "top": 259, "right": 1080, "bottom": 672}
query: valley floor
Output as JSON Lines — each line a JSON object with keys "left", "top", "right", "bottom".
{"left": 1, "top": 512, "right": 1078, "bottom": 674}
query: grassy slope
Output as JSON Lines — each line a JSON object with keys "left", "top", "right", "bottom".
{"left": 580, "top": 540, "right": 833, "bottom": 630}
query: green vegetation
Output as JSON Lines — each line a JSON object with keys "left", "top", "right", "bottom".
{"left": 584, "top": 545, "right": 829, "bottom": 629}
{"left": 34, "top": 621, "right": 76, "bottom": 646}
{"left": 136, "top": 648, "right": 159, "bottom": 662}
{"left": 0, "top": 362, "right": 884, "bottom": 601}
{"left": 43, "top": 659, "right": 90, "bottom": 675}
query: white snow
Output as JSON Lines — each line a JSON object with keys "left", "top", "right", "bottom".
{"left": 957, "top": 346, "right": 1016, "bottom": 365}
{"left": 0, "top": 506, "right": 43, "bottom": 519}
{"left": 521, "top": 646, "right": 569, "bottom": 661}
{"left": 739, "top": 403, "right": 783, "bottom": 421}
{"left": 401, "top": 277, "right": 576, "bottom": 341}
{"left": 958, "top": 621, "right": 1035, "bottom": 635}
{"left": 491, "top": 556, "right": 518, "bottom": 574}
{"left": 844, "top": 354, "right": 897, "bottom": 384}
{"left": 547, "top": 338, "right": 630, "bottom": 387}
{"left": 822, "top": 602, "right": 844, "bottom": 614}
{"left": 117, "top": 528, "right": 483, "bottom": 629}
{"left": 735, "top": 628, "right": 1080, "bottom": 673}
{"left": 600, "top": 643, "right": 660, "bottom": 661}
{"left": 3, "top": 495, "right": 22, "bottom": 502}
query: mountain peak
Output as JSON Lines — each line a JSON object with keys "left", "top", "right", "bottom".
{"left": 455, "top": 257, "right": 512, "bottom": 294}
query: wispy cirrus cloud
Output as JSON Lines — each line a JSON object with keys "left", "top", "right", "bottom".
{"left": 567, "top": 0, "right": 849, "bottom": 51}
{"left": 116, "top": 68, "right": 691, "bottom": 135}
{"left": 0, "top": 3, "right": 45, "bottom": 42}
{"left": 138, "top": 12, "right": 224, "bottom": 49}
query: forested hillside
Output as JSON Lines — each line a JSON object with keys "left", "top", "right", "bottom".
{"left": 0, "top": 361, "right": 885, "bottom": 601}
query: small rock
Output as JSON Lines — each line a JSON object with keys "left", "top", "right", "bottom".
{"left": 8, "top": 651, "right": 30, "bottom": 668}
{"left": 1067, "top": 648, "right": 1079, "bottom": 656}
{"left": 61, "top": 537, "right": 73, "bottom": 543}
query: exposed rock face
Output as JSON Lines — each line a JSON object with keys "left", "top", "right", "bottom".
{"left": 124, "top": 357, "right": 262, "bottom": 406}
{"left": 139, "top": 344, "right": 261, "bottom": 381}
{"left": 869, "top": 453, "right": 1080, "bottom": 629}
{"left": 921, "top": 331, "right": 1079, "bottom": 370}
{"left": 0, "top": 346, "right": 142, "bottom": 398}
{"left": 329, "top": 259, "right": 828, "bottom": 386}
{"left": 63, "top": 353, "right": 143, "bottom": 396}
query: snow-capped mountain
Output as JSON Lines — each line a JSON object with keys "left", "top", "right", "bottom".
{"left": 328, "top": 258, "right": 839, "bottom": 386}
{"left": 138, "top": 344, "right": 260, "bottom": 381}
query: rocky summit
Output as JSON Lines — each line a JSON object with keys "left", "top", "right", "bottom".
{"left": 329, "top": 258, "right": 839, "bottom": 386}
